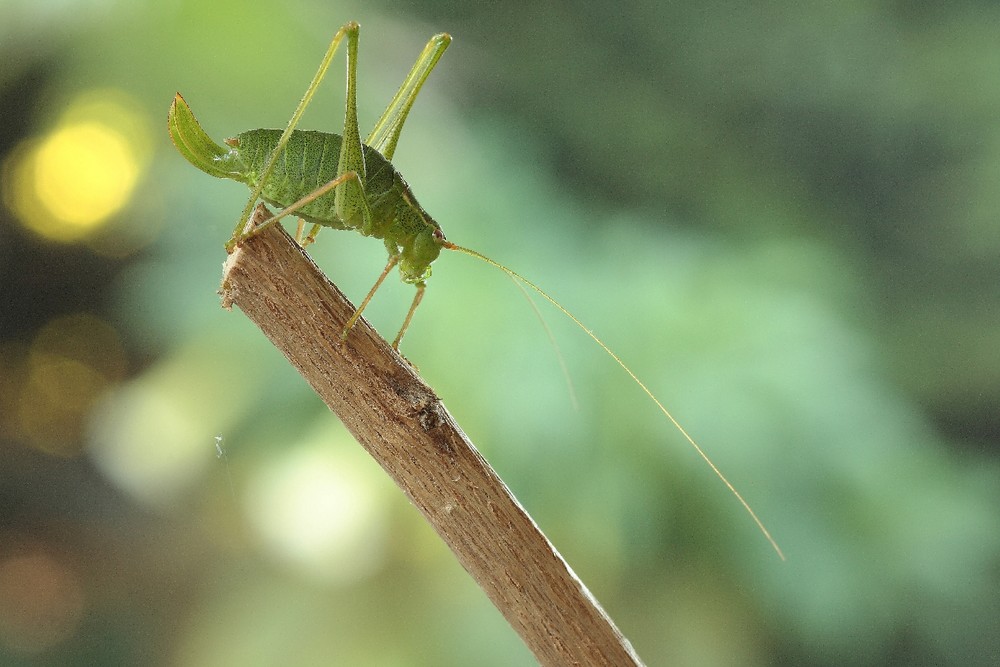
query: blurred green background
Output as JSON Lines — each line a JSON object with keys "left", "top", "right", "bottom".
{"left": 2, "top": 1, "right": 999, "bottom": 665}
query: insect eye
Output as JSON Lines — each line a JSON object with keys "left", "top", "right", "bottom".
{"left": 433, "top": 228, "right": 445, "bottom": 241}
{"left": 224, "top": 137, "right": 240, "bottom": 147}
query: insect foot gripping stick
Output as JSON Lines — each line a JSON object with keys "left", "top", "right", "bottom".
{"left": 168, "top": 22, "right": 783, "bottom": 559}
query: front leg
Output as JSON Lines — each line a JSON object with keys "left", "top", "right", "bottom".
{"left": 343, "top": 253, "right": 400, "bottom": 341}
{"left": 392, "top": 281, "right": 426, "bottom": 350}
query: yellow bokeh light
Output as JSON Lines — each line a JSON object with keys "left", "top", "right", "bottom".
{"left": 35, "top": 122, "right": 138, "bottom": 227}
{"left": 1, "top": 90, "right": 150, "bottom": 243}
{"left": 13, "top": 313, "right": 128, "bottom": 457}
{"left": 0, "top": 548, "right": 85, "bottom": 655}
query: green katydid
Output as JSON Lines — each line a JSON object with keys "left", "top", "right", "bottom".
{"left": 167, "top": 21, "right": 783, "bottom": 559}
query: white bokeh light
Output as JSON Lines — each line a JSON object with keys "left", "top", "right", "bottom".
{"left": 244, "top": 429, "right": 392, "bottom": 585}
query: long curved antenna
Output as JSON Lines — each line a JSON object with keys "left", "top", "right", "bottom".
{"left": 508, "top": 276, "right": 580, "bottom": 411}
{"left": 444, "top": 241, "right": 785, "bottom": 560}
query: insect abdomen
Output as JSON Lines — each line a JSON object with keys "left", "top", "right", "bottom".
{"left": 235, "top": 129, "right": 340, "bottom": 228}
{"left": 233, "top": 128, "right": 439, "bottom": 251}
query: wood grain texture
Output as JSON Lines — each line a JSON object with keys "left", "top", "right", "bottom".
{"left": 219, "top": 205, "right": 644, "bottom": 666}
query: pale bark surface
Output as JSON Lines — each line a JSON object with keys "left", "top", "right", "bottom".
{"left": 219, "top": 205, "right": 644, "bottom": 666}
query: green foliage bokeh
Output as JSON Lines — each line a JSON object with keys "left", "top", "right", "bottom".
{"left": 1, "top": 1, "right": 998, "bottom": 665}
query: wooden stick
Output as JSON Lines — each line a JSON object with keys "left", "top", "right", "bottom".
{"left": 220, "top": 204, "right": 645, "bottom": 666}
